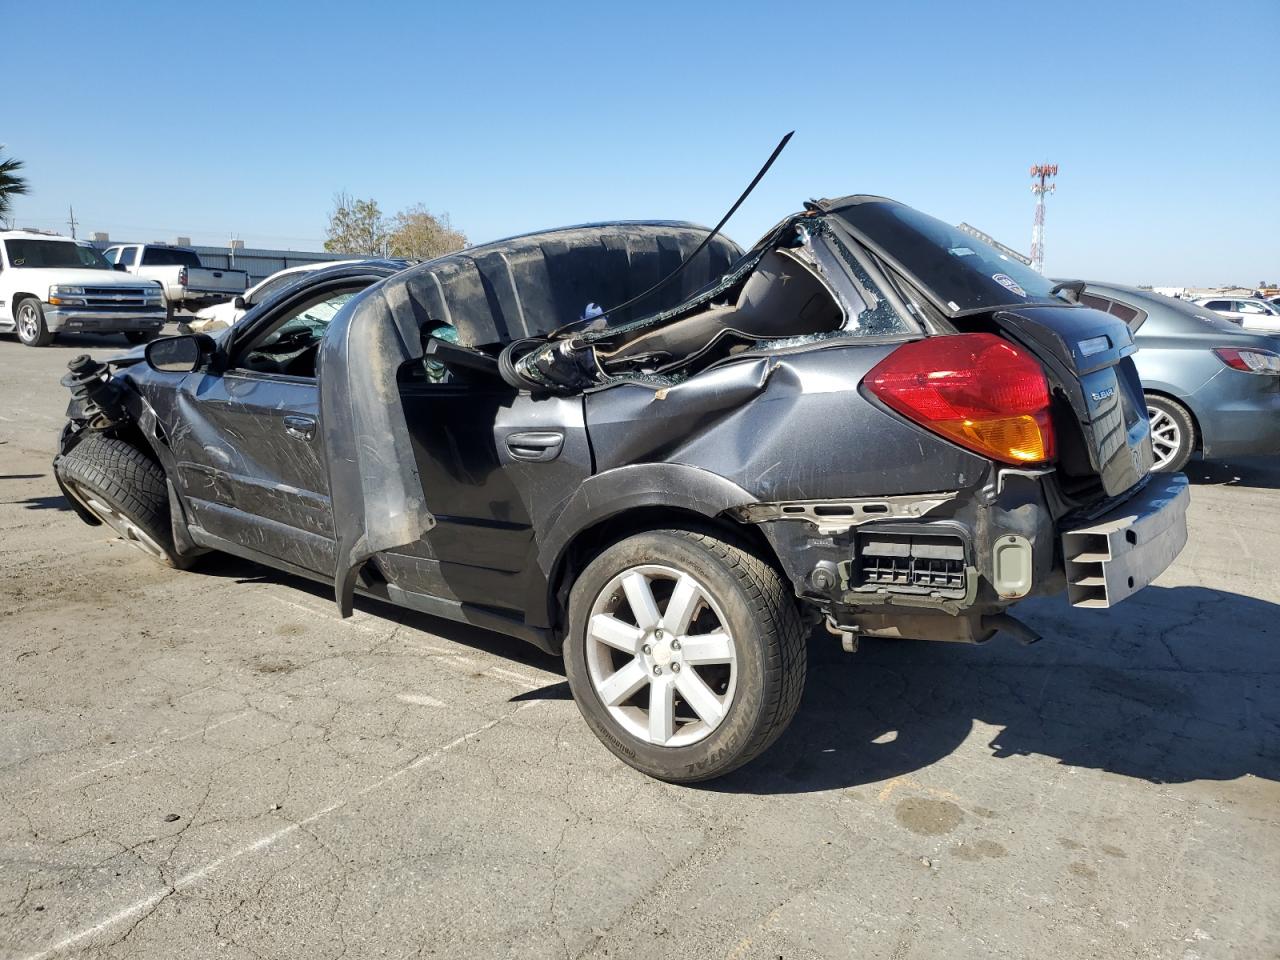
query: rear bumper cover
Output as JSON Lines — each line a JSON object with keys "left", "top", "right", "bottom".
{"left": 752, "top": 469, "right": 1189, "bottom": 629}
{"left": 1062, "top": 473, "right": 1189, "bottom": 608}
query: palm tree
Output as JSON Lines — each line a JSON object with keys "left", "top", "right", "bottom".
{"left": 0, "top": 146, "right": 30, "bottom": 224}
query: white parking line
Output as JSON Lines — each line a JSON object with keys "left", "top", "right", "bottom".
{"left": 484, "top": 665, "right": 546, "bottom": 689}
{"left": 271, "top": 596, "right": 385, "bottom": 635}
{"left": 395, "top": 693, "right": 446, "bottom": 708}
{"left": 268, "top": 592, "right": 555, "bottom": 692}
{"left": 16, "top": 701, "right": 542, "bottom": 960}
{"left": 16, "top": 586, "right": 554, "bottom": 801}
{"left": 25, "top": 710, "right": 252, "bottom": 797}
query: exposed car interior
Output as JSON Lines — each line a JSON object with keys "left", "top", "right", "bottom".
{"left": 237, "top": 287, "right": 362, "bottom": 377}
{"left": 594, "top": 249, "right": 845, "bottom": 373}
{"left": 509, "top": 226, "right": 919, "bottom": 392}
{"left": 398, "top": 243, "right": 871, "bottom": 388}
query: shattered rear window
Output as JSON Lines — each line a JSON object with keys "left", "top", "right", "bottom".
{"left": 833, "top": 201, "right": 1062, "bottom": 312}
{"left": 808, "top": 225, "right": 914, "bottom": 338}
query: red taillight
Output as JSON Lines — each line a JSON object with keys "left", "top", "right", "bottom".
{"left": 178, "top": 266, "right": 187, "bottom": 286}
{"left": 864, "top": 333, "right": 1055, "bottom": 465}
{"left": 1213, "top": 346, "right": 1280, "bottom": 375}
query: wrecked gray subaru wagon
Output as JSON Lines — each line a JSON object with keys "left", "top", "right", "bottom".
{"left": 54, "top": 197, "right": 1189, "bottom": 781}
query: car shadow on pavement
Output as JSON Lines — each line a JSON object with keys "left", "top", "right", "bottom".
{"left": 189, "top": 556, "right": 1278, "bottom": 795}
{"left": 1184, "top": 456, "right": 1280, "bottom": 489}
{"left": 9, "top": 495, "right": 73, "bottom": 512}
{"left": 708, "top": 585, "right": 1280, "bottom": 795}
{"left": 191, "top": 553, "right": 564, "bottom": 674}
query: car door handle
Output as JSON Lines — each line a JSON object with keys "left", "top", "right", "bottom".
{"left": 505, "top": 431, "right": 564, "bottom": 462}
{"left": 283, "top": 414, "right": 317, "bottom": 441}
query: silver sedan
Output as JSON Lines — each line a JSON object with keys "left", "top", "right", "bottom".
{"left": 1083, "top": 284, "right": 1280, "bottom": 471}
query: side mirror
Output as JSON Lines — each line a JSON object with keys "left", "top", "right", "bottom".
{"left": 233, "top": 295, "right": 247, "bottom": 310}
{"left": 145, "top": 334, "right": 214, "bottom": 373}
{"left": 113, "top": 263, "right": 128, "bottom": 272}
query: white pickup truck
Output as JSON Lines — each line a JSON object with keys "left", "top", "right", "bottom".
{"left": 0, "top": 230, "right": 167, "bottom": 347}
{"left": 104, "top": 243, "right": 248, "bottom": 320}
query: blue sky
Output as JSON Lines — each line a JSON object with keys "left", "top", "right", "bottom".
{"left": 4, "top": 0, "right": 1276, "bottom": 286}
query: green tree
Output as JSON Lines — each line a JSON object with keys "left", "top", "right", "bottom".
{"left": 0, "top": 146, "right": 30, "bottom": 224}
{"left": 387, "top": 204, "right": 469, "bottom": 261}
{"left": 324, "top": 192, "right": 388, "bottom": 255}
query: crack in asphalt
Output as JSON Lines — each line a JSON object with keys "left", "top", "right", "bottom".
{"left": 12, "top": 701, "right": 544, "bottom": 960}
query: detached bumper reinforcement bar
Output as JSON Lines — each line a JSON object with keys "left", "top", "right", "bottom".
{"left": 1063, "top": 473, "right": 1190, "bottom": 609}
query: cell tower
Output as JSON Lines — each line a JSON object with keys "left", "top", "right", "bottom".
{"left": 1029, "top": 163, "right": 1057, "bottom": 274}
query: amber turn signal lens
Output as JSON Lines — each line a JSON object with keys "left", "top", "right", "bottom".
{"left": 937, "top": 414, "right": 1053, "bottom": 464}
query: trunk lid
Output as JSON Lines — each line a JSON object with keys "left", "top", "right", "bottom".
{"left": 822, "top": 199, "right": 1153, "bottom": 500}
{"left": 993, "top": 304, "right": 1152, "bottom": 497}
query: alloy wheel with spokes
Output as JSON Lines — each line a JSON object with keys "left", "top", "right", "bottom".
{"left": 64, "top": 478, "right": 170, "bottom": 562}
{"left": 16, "top": 300, "right": 53, "bottom": 346}
{"left": 564, "top": 528, "right": 807, "bottom": 782}
{"left": 1145, "top": 395, "right": 1195, "bottom": 473}
{"left": 585, "top": 564, "right": 737, "bottom": 748}
{"left": 1148, "top": 406, "right": 1181, "bottom": 471}
{"left": 17, "top": 305, "right": 38, "bottom": 341}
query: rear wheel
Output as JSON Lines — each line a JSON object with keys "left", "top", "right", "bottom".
{"left": 16, "top": 299, "right": 54, "bottom": 347}
{"left": 56, "top": 433, "right": 188, "bottom": 568}
{"left": 564, "top": 529, "right": 806, "bottom": 782}
{"left": 1146, "top": 394, "right": 1196, "bottom": 472}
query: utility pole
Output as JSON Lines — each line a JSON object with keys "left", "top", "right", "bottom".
{"left": 1028, "top": 164, "right": 1057, "bottom": 274}
{"left": 66, "top": 205, "right": 79, "bottom": 239}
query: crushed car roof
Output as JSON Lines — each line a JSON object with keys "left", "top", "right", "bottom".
{"left": 378, "top": 221, "right": 744, "bottom": 347}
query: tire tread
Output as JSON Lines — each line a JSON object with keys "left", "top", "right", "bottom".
{"left": 57, "top": 433, "right": 180, "bottom": 566}
{"left": 667, "top": 529, "right": 807, "bottom": 774}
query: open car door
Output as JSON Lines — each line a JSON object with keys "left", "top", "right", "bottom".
{"left": 317, "top": 223, "right": 741, "bottom": 615}
{"left": 318, "top": 280, "right": 438, "bottom": 616}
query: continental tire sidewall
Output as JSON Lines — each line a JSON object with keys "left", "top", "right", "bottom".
{"left": 56, "top": 433, "right": 185, "bottom": 568}
{"left": 564, "top": 530, "right": 798, "bottom": 782}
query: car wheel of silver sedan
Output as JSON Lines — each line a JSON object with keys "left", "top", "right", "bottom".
{"left": 564, "top": 528, "right": 806, "bottom": 782}
{"left": 1146, "top": 394, "right": 1196, "bottom": 473}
